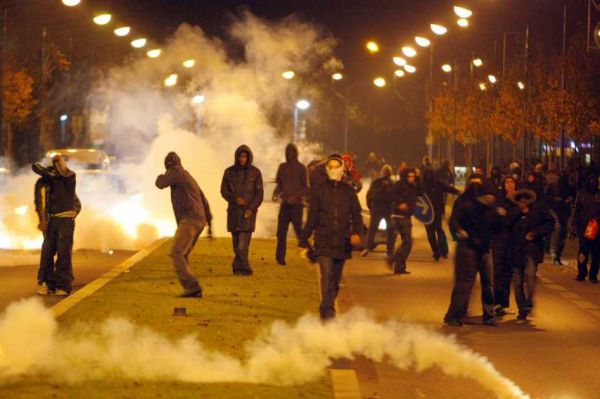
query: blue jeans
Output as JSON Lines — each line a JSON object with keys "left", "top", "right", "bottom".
{"left": 318, "top": 256, "right": 345, "bottom": 319}
{"left": 232, "top": 231, "right": 252, "bottom": 272}
{"left": 513, "top": 256, "right": 537, "bottom": 315}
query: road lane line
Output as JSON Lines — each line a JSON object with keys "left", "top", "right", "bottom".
{"left": 572, "top": 299, "right": 600, "bottom": 310}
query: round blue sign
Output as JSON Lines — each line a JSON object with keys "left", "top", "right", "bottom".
{"left": 414, "top": 194, "right": 435, "bottom": 225}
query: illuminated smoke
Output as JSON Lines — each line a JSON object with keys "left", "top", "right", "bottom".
{"left": 0, "top": 299, "right": 528, "bottom": 399}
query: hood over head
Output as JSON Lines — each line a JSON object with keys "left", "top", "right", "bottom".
{"left": 235, "top": 145, "right": 253, "bottom": 167}
{"left": 164, "top": 151, "right": 181, "bottom": 169}
{"left": 285, "top": 143, "right": 298, "bottom": 162}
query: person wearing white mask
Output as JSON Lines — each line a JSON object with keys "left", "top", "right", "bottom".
{"left": 299, "top": 153, "right": 363, "bottom": 320}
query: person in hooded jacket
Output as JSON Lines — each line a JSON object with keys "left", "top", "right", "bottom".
{"left": 362, "top": 164, "right": 395, "bottom": 257}
{"left": 508, "top": 189, "right": 554, "bottom": 320}
{"left": 443, "top": 174, "right": 505, "bottom": 327}
{"left": 491, "top": 175, "right": 519, "bottom": 315}
{"left": 33, "top": 155, "right": 81, "bottom": 296}
{"left": 156, "top": 152, "right": 212, "bottom": 297}
{"left": 389, "top": 168, "right": 419, "bottom": 274}
{"left": 221, "top": 145, "right": 264, "bottom": 275}
{"left": 299, "top": 153, "right": 363, "bottom": 320}
{"left": 546, "top": 170, "right": 573, "bottom": 265}
{"left": 572, "top": 175, "right": 600, "bottom": 283}
{"left": 342, "top": 153, "right": 362, "bottom": 193}
{"left": 273, "top": 143, "right": 309, "bottom": 265}
{"left": 422, "top": 168, "right": 461, "bottom": 261}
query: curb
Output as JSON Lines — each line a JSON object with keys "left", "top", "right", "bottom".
{"left": 51, "top": 237, "right": 170, "bottom": 318}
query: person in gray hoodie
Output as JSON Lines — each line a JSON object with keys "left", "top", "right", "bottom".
{"left": 156, "top": 152, "right": 212, "bottom": 297}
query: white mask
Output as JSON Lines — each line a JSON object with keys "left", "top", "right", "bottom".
{"left": 327, "top": 165, "right": 344, "bottom": 181}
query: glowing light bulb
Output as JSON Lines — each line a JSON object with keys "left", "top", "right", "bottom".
{"left": 114, "top": 26, "right": 131, "bottom": 37}
{"left": 93, "top": 13, "right": 112, "bottom": 25}
{"left": 131, "top": 38, "right": 147, "bottom": 48}
{"left": 183, "top": 59, "right": 196, "bottom": 68}
{"left": 146, "top": 49, "right": 161, "bottom": 58}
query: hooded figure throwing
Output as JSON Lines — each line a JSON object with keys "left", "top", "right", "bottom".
{"left": 300, "top": 153, "right": 363, "bottom": 320}
{"left": 221, "top": 145, "right": 264, "bottom": 275}
{"left": 156, "top": 152, "right": 212, "bottom": 297}
{"left": 33, "top": 155, "right": 81, "bottom": 296}
{"left": 273, "top": 143, "right": 309, "bottom": 265}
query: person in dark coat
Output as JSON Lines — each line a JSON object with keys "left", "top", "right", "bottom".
{"left": 546, "top": 170, "right": 573, "bottom": 265}
{"left": 156, "top": 152, "right": 212, "bottom": 297}
{"left": 362, "top": 164, "right": 395, "bottom": 257}
{"left": 307, "top": 159, "right": 327, "bottom": 194}
{"left": 422, "top": 169, "right": 461, "bottom": 261}
{"left": 443, "top": 174, "right": 504, "bottom": 327}
{"left": 508, "top": 189, "right": 555, "bottom": 320}
{"left": 33, "top": 155, "right": 81, "bottom": 296}
{"left": 572, "top": 175, "right": 600, "bottom": 283}
{"left": 362, "top": 152, "right": 382, "bottom": 181}
{"left": 221, "top": 145, "right": 263, "bottom": 275}
{"left": 522, "top": 169, "right": 544, "bottom": 199}
{"left": 273, "top": 143, "right": 309, "bottom": 265}
{"left": 491, "top": 175, "right": 519, "bottom": 315}
{"left": 389, "top": 168, "right": 419, "bottom": 274}
{"left": 299, "top": 153, "right": 363, "bottom": 320}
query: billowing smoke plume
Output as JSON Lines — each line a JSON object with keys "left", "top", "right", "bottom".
{"left": 0, "top": 299, "right": 528, "bottom": 399}
{"left": 0, "top": 13, "right": 337, "bottom": 250}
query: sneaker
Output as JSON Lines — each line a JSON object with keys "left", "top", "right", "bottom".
{"left": 240, "top": 268, "right": 253, "bottom": 276}
{"left": 54, "top": 289, "right": 70, "bottom": 296}
{"left": 483, "top": 318, "right": 497, "bottom": 327}
{"left": 552, "top": 258, "right": 564, "bottom": 266}
{"left": 394, "top": 270, "right": 411, "bottom": 275}
{"left": 178, "top": 288, "right": 202, "bottom": 298}
{"left": 590, "top": 278, "right": 598, "bottom": 284}
{"left": 517, "top": 313, "right": 528, "bottom": 321}
{"left": 37, "top": 283, "right": 53, "bottom": 295}
{"left": 276, "top": 259, "right": 286, "bottom": 266}
{"left": 444, "top": 319, "right": 463, "bottom": 327}
{"left": 360, "top": 249, "right": 369, "bottom": 257}
{"left": 575, "top": 276, "right": 586, "bottom": 282}
{"left": 494, "top": 306, "right": 507, "bottom": 316}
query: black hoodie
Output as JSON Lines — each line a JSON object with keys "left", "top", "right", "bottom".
{"left": 273, "top": 143, "right": 309, "bottom": 205}
{"left": 220, "top": 145, "right": 264, "bottom": 232}
{"left": 155, "top": 152, "right": 212, "bottom": 225}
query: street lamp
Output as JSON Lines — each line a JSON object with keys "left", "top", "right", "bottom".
{"left": 394, "top": 69, "right": 405, "bottom": 78}
{"left": 457, "top": 18, "right": 469, "bottom": 27}
{"left": 404, "top": 64, "right": 417, "bottom": 73}
{"left": 453, "top": 6, "right": 473, "bottom": 18}
{"left": 373, "top": 77, "right": 386, "bottom": 87}
{"left": 281, "top": 70, "right": 295, "bottom": 80}
{"left": 479, "top": 82, "right": 487, "bottom": 91}
{"left": 59, "top": 114, "right": 68, "bottom": 145}
{"left": 430, "top": 24, "right": 448, "bottom": 35}
{"left": 114, "top": 26, "right": 130, "bottom": 37}
{"left": 366, "top": 41, "right": 380, "bottom": 53}
{"left": 192, "top": 95, "right": 206, "bottom": 133}
{"left": 472, "top": 58, "right": 483, "bottom": 67}
{"left": 402, "top": 46, "right": 417, "bottom": 57}
{"left": 332, "top": 73, "right": 343, "bottom": 81}
{"left": 441, "top": 64, "right": 452, "bottom": 73}
{"left": 146, "top": 49, "right": 161, "bottom": 58}
{"left": 61, "top": 0, "right": 81, "bottom": 6}
{"left": 487, "top": 74, "right": 497, "bottom": 84}
{"left": 131, "top": 38, "right": 147, "bottom": 48}
{"left": 393, "top": 56, "right": 407, "bottom": 66}
{"left": 182, "top": 59, "right": 196, "bottom": 68}
{"left": 93, "top": 13, "right": 112, "bottom": 26}
{"left": 164, "top": 74, "right": 178, "bottom": 87}
{"left": 415, "top": 36, "right": 431, "bottom": 47}
{"left": 517, "top": 81, "right": 525, "bottom": 90}
{"left": 294, "top": 99, "right": 311, "bottom": 142}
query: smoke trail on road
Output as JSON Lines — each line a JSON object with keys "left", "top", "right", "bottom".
{"left": 0, "top": 299, "right": 528, "bottom": 399}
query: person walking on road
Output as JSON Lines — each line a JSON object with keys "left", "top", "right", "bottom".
{"left": 273, "top": 143, "right": 309, "bottom": 266}
{"left": 221, "top": 145, "right": 264, "bottom": 276}
{"left": 572, "top": 175, "right": 600, "bottom": 283}
{"left": 422, "top": 169, "right": 460, "bottom": 261}
{"left": 33, "top": 155, "right": 81, "bottom": 296}
{"left": 362, "top": 164, "right": 395, "bottom": 257}
{"left": 443, "top": 174, "right": 504, "bottom": 327}
{"left": 508, "top": 189, "right": 554, "bottom": 320}
{"left": 299, "top": 153, "right": 363, "bottom": 320}
{"left": 389, "top": 168, "right": 419, "bottom": 274}
{"left": 156, "top": 152, "right": 212, "bottom": 298}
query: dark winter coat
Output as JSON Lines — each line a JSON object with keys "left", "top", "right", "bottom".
{"left": 273, "top": 143, "right": 309, "bottom": 205}
{"left": 390, "top": 179, "right": 418, "bottom": 217}
{"left": 573, "top": 188, "right": 600, "bottom": 236}
{"left": 491, "top": 193, "right": 520, "bottom": 246}
{"left": 300, "top": 179, "right": 363, "bottom": 259}
{"left": 220, "top": 145, "right": 264, "bottom": 232}
{"left": 33, "top": 165, "right": 81, "bottom": 217}
{"left": 449, "top": 187, "right": 503, "bottom": 252}
{"left": 508, "top": 200, "right": 555, "bottom": 266}
{"left": 423, "top": 175, "right": 460, "bottom": 220}
{"left": 366, "top": 175, "right": 393, "bottom": 212}
{"left": 155, "top": 152, "right": 212, "bottom": 226}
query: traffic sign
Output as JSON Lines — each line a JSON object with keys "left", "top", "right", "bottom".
{"left": 414, "top": 194, "right": 435, "bottom": 225}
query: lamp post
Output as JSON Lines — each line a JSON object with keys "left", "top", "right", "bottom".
{"left": 192, "top": 94, "right": 205, "bottom": 134}
{"left": 294, "top": 99, "right": 311, "bottom": 143}
{"left": 59, "top": 114, "right": 68, "bottom": 145}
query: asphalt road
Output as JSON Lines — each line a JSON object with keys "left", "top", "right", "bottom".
{"left": 338, "top": 225, "right": 600, "bottom": 399}
{"left": 0, "top": 249, "right": 134, "bottom": 311}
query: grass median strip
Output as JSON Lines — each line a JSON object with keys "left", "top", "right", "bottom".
{"left": 1, "top": 237, "right": 331, "bottom": 398}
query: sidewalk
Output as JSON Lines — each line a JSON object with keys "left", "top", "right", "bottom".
{"left": 1, "top": 237, "right": 331, "bottom": 399}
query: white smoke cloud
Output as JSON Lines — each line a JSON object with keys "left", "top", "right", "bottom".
{"left": 0, "top": 299, "right": 529, "bottom": 399}
{"left": 1, "top": 12, "right": 336, "bottom": 250}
